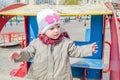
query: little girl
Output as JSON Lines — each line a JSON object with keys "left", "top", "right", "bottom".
{"left": 9, "top": 9, "right": 97, "bottom": 80}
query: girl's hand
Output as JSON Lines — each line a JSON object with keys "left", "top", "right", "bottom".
{"left": 9, "top": 51, "right": 21, "bottom": 61}
{"left": 91, "top": 42, "right": 98, "bottom": 53}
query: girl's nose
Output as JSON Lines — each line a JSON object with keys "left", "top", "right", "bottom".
{"left": 54, "top": 28, "right": 59, "bottom": 32}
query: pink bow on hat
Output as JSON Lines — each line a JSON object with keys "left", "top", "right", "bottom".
{"left": 45, "top": 13, "right": 60, "bottom": 24}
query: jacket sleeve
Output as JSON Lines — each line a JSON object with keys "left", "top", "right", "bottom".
{"left": 68, "top": 41, "right": 93, "bottom": 57}
{"left": 14, "top": 40, "right": 36, "bottom": 62}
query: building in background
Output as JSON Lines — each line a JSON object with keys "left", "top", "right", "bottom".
{"left": 34, "top": 0, "right": 55, "bottom": 5}
{"left": 82, "top": 0, "right": 120, "bottom": 4}
{"left": 17, "top": 0, "right": 58, "bottom": 5}
{"left": 0, "top": 0, "right": 120, "bottom": 9}
{"left": 16, "top": 0, "right": 66, "bottom": 5}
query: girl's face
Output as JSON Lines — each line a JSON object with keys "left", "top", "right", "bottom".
{"left": 45, "top": 24, "right": 61, "bottom": 39}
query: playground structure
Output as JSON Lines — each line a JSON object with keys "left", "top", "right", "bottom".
{"left": 0, "top": 4, "right": 26, "bottom": 47}
{"left": 0, "top": 32, "right": 25, "bottom": 47}
{"left": 0, "top": 2, "right": 120, "bottom": 80}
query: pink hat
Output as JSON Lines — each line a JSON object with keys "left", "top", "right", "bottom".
{"left": 37, "top": 9, "right": 60, "bottom": 34}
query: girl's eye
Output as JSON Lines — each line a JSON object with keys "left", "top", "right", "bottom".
{"left": 49, "top": 28, "right": 54, "bottom": 30}
{"left": 57, "top": 26, "right": 60, "bottom": 28}
{"left": 49, "top": 25, "right": 60, "bottom": 30}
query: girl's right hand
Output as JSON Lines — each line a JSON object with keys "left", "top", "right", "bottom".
{"left": 9, "top": 51, "right": 21, "bottom": 61}
{"left": 91, "top": 42, "right": 98, "bottom": 53}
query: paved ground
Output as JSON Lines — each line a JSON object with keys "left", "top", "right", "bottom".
{"left": 0, "top": 19, "right": 110, "bottom": 80}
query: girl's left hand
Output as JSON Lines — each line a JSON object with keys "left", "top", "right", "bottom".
{"left": 91, "top": 42, "right": 98, "bottom": 53}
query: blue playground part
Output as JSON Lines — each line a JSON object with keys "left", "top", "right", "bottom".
{"left": 85, "top": 28, "right": 90, "bottom": 41}
{"left": 72, "top": 15, "right": 103, "bottom": 79}
{"left": 28, "top": 16, "right": 38, "bottom": 42}
{"left": 27, "top": 15, "right": 103, "bottom": 80}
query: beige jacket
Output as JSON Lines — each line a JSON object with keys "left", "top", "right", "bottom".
{"left": 15, "top": 38, "right": 93, "bottom": 80}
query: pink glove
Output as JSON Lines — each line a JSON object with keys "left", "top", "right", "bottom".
{"left": 9, "top": 51, "right": 21, "bottom": 61}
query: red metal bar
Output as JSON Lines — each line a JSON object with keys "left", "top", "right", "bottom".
{"left": 21, "top": 39, "right": 26, "bottom": 49}
{"left": 0, "top": 3, "right": 26, "bottom": 32}
{"left": 109, "top": 13, "right": 120, "bottom": 80}
{"left": 101, "top": 15, "right": 110, "bottom": 79}
{"left": 8, "top": 33, "right": 11, "bottom": 43}
{"left": 0, "top": 15, "right": 14, "bottom": 32}
{"left": 0, "top": 3, "right": 26, "bottom": 12}
{"left": 105, "top": 2, "right": 120, "bottom": 80}
{"left": 83, "top": 68, "right": 86, "bottom": 80}
{"left": 24, "top": 16, "right": 28, "bottom": 46}
{"left": 103, "top": 41, "right": 111, "bottom": 73}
